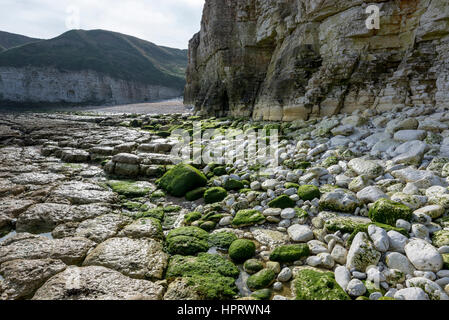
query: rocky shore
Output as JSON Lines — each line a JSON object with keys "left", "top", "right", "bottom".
{"left": 1, "top": 105, "right": 449, "bottom": 300}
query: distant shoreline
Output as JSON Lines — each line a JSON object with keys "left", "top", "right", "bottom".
{"left": 0, "top": 97, "right": 193, "bottom": 115}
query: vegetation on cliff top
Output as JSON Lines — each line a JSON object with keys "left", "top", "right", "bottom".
{"left": 0, "top": 29, "right": 187, "bottom": 90}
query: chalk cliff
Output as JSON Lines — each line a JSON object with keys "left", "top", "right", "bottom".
{"left": 185, "top": 0, "right": 449, "bottom": 121}
{"left": 0, "top": 67, "right": 182, "bottom": 106}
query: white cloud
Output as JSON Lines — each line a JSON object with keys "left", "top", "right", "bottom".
{"left": 0, "top": 0, "right": 205, "bottom": 49}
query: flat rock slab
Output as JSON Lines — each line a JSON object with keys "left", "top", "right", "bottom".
{"left": 0, "top": 233, "right": 95, "bottom": 265}
{"left": 49, "top": 182, "right": 116, "bottom": 205}
{"left": 0, "top": 259, "right": 67, "bottom": 300}
{"left": 32, "top": 266, "right": 164, "bottom": 300}
{"left": 11, "top": 172, "right": 66, "bottom": 185}
{"left": 72, "top": 214, "right": 133, "bottom": 243}
{"left": 16, "top": 203, "right": 113, "bottom": 234}
{"left": 83, "top": 237, "right": 168, "bottom": 280}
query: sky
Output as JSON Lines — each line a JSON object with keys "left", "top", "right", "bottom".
{"left": 0, "top": 0, "right": 205, "bottom": 49}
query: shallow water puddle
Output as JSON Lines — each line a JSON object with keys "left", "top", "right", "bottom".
{"left": 236, "top": 267, "right": 252, "bottom": 297}
{"left": 0, "top": 230, "right": 17, "bottom": 243}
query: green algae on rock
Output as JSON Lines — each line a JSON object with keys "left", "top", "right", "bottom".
{"left": 107, "top": 180, "right": 153, "bottom": 198}
{"left": 232, "top": 210, "right": 265, "bottom": 227}
{"left": 158, "top": 164, "right": 207, "bottom": 197}
{"left": 270, "top": 244, "right": 310, "bottom": 263}
{"left": 228, "top": 239, "right": 256, "bottom": 263}
{"left": 165, "top": 226, "right": 210, "bottom": 255}
{"left": 166, "top": 253, "right": 239, "bottom": 300}
{"left": 224, "top": 179, "right": 244, "bottom": 191}
{"left": 204, "top": 187, "right": 228, "bottom": 204}
{"left": 208, "top": 231, "right": 238, "bottom": 250}
{"left": 185, "top": 187, "right": 207, "bottom": 201}
{"left": 251, "top": 288, "right": 272, "bottom": 300}
{"left": 184, "top": 211, "right": 202, "bottom": 224}
{"left": 244, "top": 259, "right": 264, "bottom": 274}
{"left": 247, "top": 268, "right": 276, "bottom": 291}
{"left": 297, "top": 185, "right": 321, "bottom": 201}
{"left": 268, "top": 195, "right": 296, "bottom": 209}
{"left": 369, "top": 198, "right": 413, "bottom": 226}
{"left": 292, "top": 268, "right": 350, "bottom": 300}
{"left": 432, "top": 230, "right": 449, "bottom": 248}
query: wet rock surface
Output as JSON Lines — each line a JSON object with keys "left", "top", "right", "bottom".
{"left": 0, "top": 109, "right": 449, "bottom": 301}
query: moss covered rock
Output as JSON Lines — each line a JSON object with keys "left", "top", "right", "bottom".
{"left": 292, "top": 268, "right": 350, "bottom": 300}
{"left": 441, "top": 253, "right": 449, "bottom": 269}
{"left": 185, "top": 187, "right": 207, "bottom": 201}
{"left": 184, "top": 211, "right": 202, "bottom": 224}
{"left": 208, "top": 231, "right": 238, "bottom": 250}
{"left": 297, "top": 185, "right": 321, "bottom": 201}
{"left": 158, "top": 164, "right": 207, "bottom": 197}
{"left": 229, "top": 239, "right": 256, "bottom": 263}
{"left": 166, "top": 253, "right": 239, "bottom": 300}
{"left": 270, "top": 244, "right": 310, "bottom": 263}
{"left": 213, "top": 166, "right": 227, "bottom": 176}
{"left": 432, "top": 230, "right": 449, "bottom": 248}
{"left": 268, "top": 195, "right": 296, "bottom": 209}
{"left": 224, "top": 179, "right": 244, "bottom": 191}
{"left": 136, "top": 208, "right": 164, "bottom": 221}
{"left": 369, "top": 199, "right": 413, "bottom": 226}
{"left": 166, "top": 226, "right": 210, "bottom": 255}
{"left": 251, "top": 289, "right": 272, "bottom": 300}
{"left": 204, "top": 187, "right": 228, "bottom": 204}
{"left": 107, "top": 180, "right": 153, "bottom": 198}
{"left": 232, "top": 210, "right": 265, "bottom": 227}
{"left": 247, "top": 269, "right": 276, "bottom": 290}
{"left": 244, "top": 259, "right": 264, "bottom": 274}
{"left": 166, "top": 253, "right": 239, "bottom": 279}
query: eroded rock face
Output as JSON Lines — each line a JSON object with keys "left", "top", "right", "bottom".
{"left": 0, "top": 67, "right": 182, "bottom": 106}
{"left": 0, "top": 259, "right": 67, "bottom": 300}
{"left": 32, "top": 266, "right": 165, "bottom": 300}
{"left": 0, "top": 233, "right": 95, "bottom": 265}
{"left": 83, "top": 237, "right": 168, "bottom": 280}
{"left": 186, "top": 0, "right": 449, "bottom": 120}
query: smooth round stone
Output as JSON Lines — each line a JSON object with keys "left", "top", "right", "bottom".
{"left": 367, "top": 267, "right": 386, "bottom": 282}
{"left": 272, "top": 295, "right": 288, "bottom": 300}
{"left": 438, "top": 246, "right": 449, "bottom": 254}
{"left": 335, "top": 266, "right": 351, "bottom": 291}
{"left": 388, "top": 230, "right": 408, "bottom": 253}
{"left": 306, "top": 256, "right": 322, "bottom": 267}
{"left": 394, "top": 287, "right": 429, "bottom": 300}
{"left": 263, "top": 208, "right": 282, "bottom": 217}
{"left": 385, "top": 252, "right": 415, "bottom": 275}
{"left": 352, "top": 271, "right": 367, "bottom": 280}
{"left": 369, "top": 292, "right": 383, "bottom": 300}
{"left": 396, "top": 219, "right": 411, "bottom": 232}
{"left": 273, "top": 282, "right": 283, "bottom": 291}
{"left": 368, "top": 224, "right": 390, "bottom": 252}
{"left": 347, "top": 279, "right": 366, "bottom": 297}
{"left": 279, "top": 219, "right": 291, "bottom": 228}
{"left": 277, "top": 268, "right": 292, "bottom": 282}
{"left": 287, "top": 224, "right": 313, "bottom": 242}
{"left": 411, "top": 223, "right": 429, "bottom": 240}
{"left": 280, "top": 208, "right": 296, "bottom": 219}
{"left": 405, "top": 239, "right": 444, "bottom": 272}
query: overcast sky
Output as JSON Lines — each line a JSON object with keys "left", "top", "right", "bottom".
{"left": 0, "top": 0, "right": 205, "bottom": 49}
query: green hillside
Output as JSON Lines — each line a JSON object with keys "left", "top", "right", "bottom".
{"left": 0, "top": 44, "right": 4, "bottom": 52}
{"left": 0, "top": 29, "right": 187, "bottom": 90}
{"left": 0, "top": 31, "right": 42, "bottom": 49}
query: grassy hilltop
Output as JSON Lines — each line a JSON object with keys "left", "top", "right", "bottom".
{"left": 0, "top": 29, "right": 188, "bottom": 90}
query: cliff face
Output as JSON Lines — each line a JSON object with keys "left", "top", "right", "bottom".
{"left": 0, "top": 67, "right": 182, "bottom": 106}
{"left": 185, "top": 0, "right": 449, "bottom": 121}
